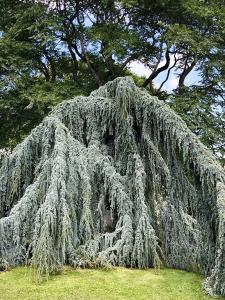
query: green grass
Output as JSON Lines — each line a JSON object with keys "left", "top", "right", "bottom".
{"left": 0, "top": 267, "right": 224, "bottom": 300}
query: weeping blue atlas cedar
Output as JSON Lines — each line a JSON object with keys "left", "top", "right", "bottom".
{"left": 0, "top": 77, "right": 225, "bottom": 296}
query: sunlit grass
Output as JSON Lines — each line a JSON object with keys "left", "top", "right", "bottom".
{"left": 0, "top": 267, "right": 223, "bottom": 300}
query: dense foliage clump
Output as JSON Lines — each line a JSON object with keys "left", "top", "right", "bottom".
{"left": 0, "top": 0, "right": 224, "bottom": 160}
{"left": 0, "top": 77, "right": 225, "bottom": 296}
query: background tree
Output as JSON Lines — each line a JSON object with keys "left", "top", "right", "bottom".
{"left": 0, "top": 0, "right": 224, "bottom": 163}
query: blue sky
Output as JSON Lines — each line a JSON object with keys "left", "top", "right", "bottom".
{"left": 128, "top": 60, "right": 201, "bottom": 92}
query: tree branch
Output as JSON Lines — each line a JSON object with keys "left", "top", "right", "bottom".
{"left": 178, "top": 57, "right": 196, "bottom": 89}
{"left": 142, "top": 49, "right": 170, "bottom": 88}
{"left": 156, "top": 54, "right": 178, "bottom": 94}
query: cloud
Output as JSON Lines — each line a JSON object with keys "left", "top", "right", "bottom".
{"left": 128, "top": 61, "right": 150, "bottom": 78}
{"left": 128, "top": 58, "right": 199, "bottom": 92}
{"left": 129, "top": 60, "right": 179, "bottom": 91}
{"left": 128, "top": 55, "right": 179, "bottom": 81}
{"left": 153, "top": 73, "right": 179, "bottom": 92}
{"left": 163, "top": 76, "right": 179, "bottom": 91}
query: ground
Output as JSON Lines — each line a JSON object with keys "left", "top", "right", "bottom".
{"left": 0, "top": 267, "right": 224, "bottom": 300}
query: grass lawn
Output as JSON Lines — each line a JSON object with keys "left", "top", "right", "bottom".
{"left": 0, "top": 267, "right": 224, "bottom": 300}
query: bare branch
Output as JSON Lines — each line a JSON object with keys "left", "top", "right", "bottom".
{"left": 178, "top": 56, "right": 196, "bottom": 89}
{"left": 142, "top": 49, "right": 170, "bottom": 88}
{"left": 156, "top": 54, "right": 178, "bottom": 94}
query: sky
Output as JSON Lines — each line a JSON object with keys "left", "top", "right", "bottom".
{"left": 128, "top": 59, "right": 201, "bottom": 92}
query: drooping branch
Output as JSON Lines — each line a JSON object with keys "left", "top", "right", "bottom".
{"left": 0, "top": 77, "right": 225, "bottom": 297}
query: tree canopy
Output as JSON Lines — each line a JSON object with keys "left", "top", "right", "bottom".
{"left": 0, "top": 0, "right": 224, "bottom": 162}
